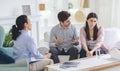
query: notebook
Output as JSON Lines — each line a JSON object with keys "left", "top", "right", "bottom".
{"left": 60, "top": 62, "right": 80, "bottom": 68}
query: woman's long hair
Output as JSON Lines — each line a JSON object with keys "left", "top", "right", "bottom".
{"left": 11, "top": 15, "right": 27, "bottom": 40}
{"left": 85, "top": 12, "right": 98, "bottom": 40}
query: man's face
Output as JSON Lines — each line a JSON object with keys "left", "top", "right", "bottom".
{"left": 62, "top": 17, "right": 71, "bottom": 27}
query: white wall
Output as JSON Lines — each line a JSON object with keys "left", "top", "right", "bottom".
{"left": 89, "top": 0, "right": 120, "bottom": 28}
{"left": 0, "top": 0, "right": 37, "bottom": 17}
{"left": 95, "top": 0, "right": 113, "bottom": 28}
{"left": 0, "top": 0, "right": 39, "bottom": 46}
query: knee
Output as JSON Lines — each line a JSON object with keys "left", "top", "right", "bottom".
{"left": 49, "top": 48, "right": 58, "bottom": 55}
{"left": 70, "top": 47, "right": 78, "bottom": 52}
{"left": 44, "top": 59, "right": 54, "bottom": 64}
{"left": 49, "top": 59, "right": 54, "bottom": 64}
{"left": 49, "top": 48, "right": 55, "bottom": 52}
{"left": 68, "top": 47, "right": 78, "bottom": 54}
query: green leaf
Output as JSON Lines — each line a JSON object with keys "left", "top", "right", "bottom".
{"left": 3, "top": 29, "right": 13, "bottom": 47}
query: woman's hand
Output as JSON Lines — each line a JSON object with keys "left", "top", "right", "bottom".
{"left": 86, "top": 51, "right": 91, "bottom": 57}
{"left": 43, "top": 53, "right": 51, "bottom": 59}
{"left": 86, "top": 51, "right": 94, "bottom": 57}
{"left": 89, "top": 51, "right": 94, "bottom": 56}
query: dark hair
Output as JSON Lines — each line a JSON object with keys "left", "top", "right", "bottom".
{"left": 85, "top": 12, "right": 98, "bottom": 40}
{"left": 58, "top": 11, "right": 70, "bottom": 22}
{"left": 11, "top": 15, "right": 28, "bottom": 40}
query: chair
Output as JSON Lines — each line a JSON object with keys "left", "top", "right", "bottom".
{"left": 0, "top": 26, "right": 13, "bottom": 57}
{"left": 0, "top": 26, "right": 5, "bottom": 48}
{"left": 0, "top": 59, "right": 29, "bottom": 71}
{"left": 0, "top": 26, "right": 29, "bottom": 71}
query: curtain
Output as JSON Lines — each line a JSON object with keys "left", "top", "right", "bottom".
{"left": 90, "top": 0, "right": 120, "bottom": 28}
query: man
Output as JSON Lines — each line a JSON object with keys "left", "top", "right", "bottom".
{"left": 49, "top": 11, "right": 79, "bottom": 63}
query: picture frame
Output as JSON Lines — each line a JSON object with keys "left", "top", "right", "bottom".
{"left": 22, "top": 5, "right": 31, "bottom": 15}
{"left": 39, "top": 4, "right": 45, "bottom": 10}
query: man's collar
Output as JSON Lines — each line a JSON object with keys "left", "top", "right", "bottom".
{"left": 58, "top": 24, "right": 71, "bottom": 29}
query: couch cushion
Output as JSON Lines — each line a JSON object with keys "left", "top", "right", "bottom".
{"left": 0, "top": 47, "right": 13, "bottom": 57}
{"left": 0, "top": 49, "right": 15, "bottom": 64}
{"left": 104, "top": 28, "right": 120, "bottom": 50}
{"left": 0, "top": 26, "right": 5, "bottom": 48}
{"left": 44, "top": 32, "right": 50, "bottom": 42}
{"left": 111, "top": 41, "right": 120, "bottom": 50}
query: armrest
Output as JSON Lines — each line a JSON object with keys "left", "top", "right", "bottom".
{"left": 0, "top": 59, "right": 29, "bottom": 71}
{"left": 0, "top": 59, "right": 28, "bottom": 67}
{"left": 0, "top": 47, "right": 13, "bottom": 57}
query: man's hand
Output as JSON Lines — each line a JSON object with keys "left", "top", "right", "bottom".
{"left": 54, "top": 38, "right": 62, "bottom": 46}
{"left": 72, "top": 39, "right": 79, "bottom": 45}
{"left": 72, "top": 37, "right": 79, "bottom": 45}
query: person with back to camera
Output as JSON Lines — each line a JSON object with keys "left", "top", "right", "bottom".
{"left": 80, "top": 12, "right": 109, "bottom": 58}
{"left": 11, "top": 15, "right": 53, "bottom": 71}
{"left": 49, "top": 11, "right": 79, "bottom": 63}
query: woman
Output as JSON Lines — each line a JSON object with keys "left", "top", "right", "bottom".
{"left": 11, "top": 15, "right": 53, "bottom": 71}
{"left": 80, "top": 12, "right": 108, "bottom": 58}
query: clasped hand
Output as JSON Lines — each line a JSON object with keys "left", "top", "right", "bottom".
{"left": 86, "top": 51, "right": 94, "bottom": 57}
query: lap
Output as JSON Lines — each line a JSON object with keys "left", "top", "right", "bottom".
{"left": 50, "top": 47, "right": 78, "bottom": 55}
{"left": 49, "top": 47, "right": 62, "bottom": 55}
{"left": 80, "top": 48, "right": 106, "bottom": 58}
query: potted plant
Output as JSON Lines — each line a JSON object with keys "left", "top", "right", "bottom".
{"left": 3, "top": 29, "right": 13, "bottom": 47}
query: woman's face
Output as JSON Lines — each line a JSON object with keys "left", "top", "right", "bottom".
{"left": 27, "top": 19, "right": 32, "bottom": 30}
{"left": 24, "top": 18, "right": 32, "bottom": 31}
{"left": 87, "top": 18, "right": 97, "bottom": 30}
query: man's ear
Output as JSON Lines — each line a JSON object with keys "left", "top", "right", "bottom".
{"left": 60, "top": 21, "right": 62, "bottom": 24}
{"left": 60, "top": 21, "right": 64, "bottom": 25}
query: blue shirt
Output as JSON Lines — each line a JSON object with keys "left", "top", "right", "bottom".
{"left": 13, "top": 30, "right": 43, "bottom": 62}
{"left": 49, "top": 24, "right": 78, "bottom": 52}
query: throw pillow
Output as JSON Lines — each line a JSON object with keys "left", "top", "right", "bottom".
{"left": 0, "top": 50, "right": 15, "bottom": 64}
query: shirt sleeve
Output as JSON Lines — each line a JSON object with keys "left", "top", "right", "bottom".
{"left": 49, "top": 28, "right": 57, "bottom": 48}
{"left": 80, "top": 27, "right": 86, "bottom": 45}
{"left": 26, "top": 37, "right": 43, "bottom": 59}
{"left": 73, "top": 26, "right": 79, "bottom": 39}
{"left": 96, "top": 26, "right": 104, "bottom": 47}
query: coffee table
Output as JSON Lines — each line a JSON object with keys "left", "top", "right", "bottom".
{"left": 45, "top": 54, "right": 120, "bottom": 71}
